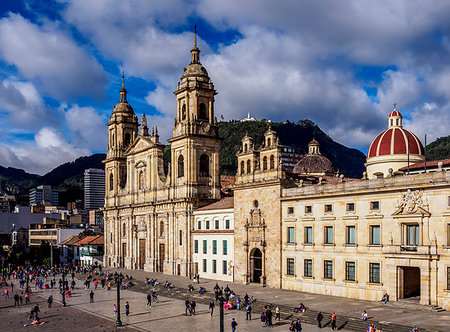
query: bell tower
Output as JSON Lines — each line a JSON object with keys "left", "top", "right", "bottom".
{"left": 168, "top": 30, "right": 221, "bottom": 201}
{"left": 104, "top": 74, "right": 139, "bottom": 201}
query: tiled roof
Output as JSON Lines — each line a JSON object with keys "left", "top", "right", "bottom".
{"left": 399, "top": 159, "right": 450, "bottom": 171}
{"left": 60, "top": 235, "right": 82, "bottom": 246}
{"left": 89, "top": 235, "right": 104, "bottom": 245}
{"left": 195, "top": 197, "right": 234, "bottom": 211}
{"left": 73, "top": 235, "right": 103, "bottom": 246}
{"left": 220, "top": 175, "right": 235, "bottom": 191}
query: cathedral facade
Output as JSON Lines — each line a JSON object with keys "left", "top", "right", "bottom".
{"left": 103, "top": 39, "right": 221, "bottom": 276}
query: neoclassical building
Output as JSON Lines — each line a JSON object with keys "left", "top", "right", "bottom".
{"left": 233, "top": 111, "right": 450, "bottom": 309}
{"left": 103, "top": 37, "right": 221, "bottom": 276}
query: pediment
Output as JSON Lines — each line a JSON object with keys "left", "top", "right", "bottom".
{"left": 125, "top": 136, "right": 155, "bottom": 154}
{"left": 392, "top": 189, "right": 431, "bottom": 218}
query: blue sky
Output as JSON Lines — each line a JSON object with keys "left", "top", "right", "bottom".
{"left": 0, "top": 0, "right": 449, "bottom": 174}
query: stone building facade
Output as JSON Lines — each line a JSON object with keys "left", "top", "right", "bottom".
{"left": 103, "top": 37, "right": 221, "bottom": 276}
{"left": 233, "top": 110, "right": 450, "bottom": 309}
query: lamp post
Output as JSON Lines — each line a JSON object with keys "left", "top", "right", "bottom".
{"left": 219, "top": 294, "right": 224, "bottom": 332}
{"left": 114, "top": 272, "right": 124, "bottom": 327}
{"left": 61, "top": 267, "right": 66, "bottom": 307}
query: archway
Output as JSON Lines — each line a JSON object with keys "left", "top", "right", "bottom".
{"left": 250, "top": 248, "right": 263, "bottom": 283}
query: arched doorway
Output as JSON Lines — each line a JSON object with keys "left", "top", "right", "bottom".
{"left": 250, "top": 248, "right": 262, "bottom": 283}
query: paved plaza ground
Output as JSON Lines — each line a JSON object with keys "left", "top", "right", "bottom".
{"left": 0, "top": 268, "right": 448, "bottom": 331}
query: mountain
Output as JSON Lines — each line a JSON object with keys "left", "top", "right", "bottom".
{"left": 426, "top": 136, "right": 450, "bottom": 161}
{"left": 218, "top": 120, "right": 366, "bottom": 178}
{"left": 5, "top": 122, "right": 446, "bottom": 206}
{"left": 0, "top": 166, "right": 40, "bottom": 195}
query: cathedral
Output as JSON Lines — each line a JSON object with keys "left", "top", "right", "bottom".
{"left": 104, "top": 35, "right": 450, "bottom": 310}
{"left": 103, "top": 36, "right": 221, "bottom": 276}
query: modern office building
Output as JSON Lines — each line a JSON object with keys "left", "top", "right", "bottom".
{"left": 84, "top": 168, "right": 105, "bottom": 210}
{"left": 29, "top": 185, "right": 58, "bottom": 206}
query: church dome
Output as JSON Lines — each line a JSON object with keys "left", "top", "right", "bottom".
{"left": 365, "top": 105, "right": 424, "bottom": 178}
{"left": 367, "top": 108, "right": 423, "bottom": 158}
{"left": 292, "top": 154, "right": 335, "bottom": 174}
{"left": 292, "top": 138, "right": 335, "bottom": 175}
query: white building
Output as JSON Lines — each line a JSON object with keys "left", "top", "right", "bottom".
{"left": 192, "top": 197, "right": 234, "bottom": 282}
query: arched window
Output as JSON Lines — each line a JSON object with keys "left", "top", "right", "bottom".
{"left": 122, "top": 223, "right": 126, "bottom": 236}
{"left": 263, "top": 156, "right": 268, "bottom": 171}
{"left": 160, "top": 221, "right": 164, "bottom": 236}
{"left": 199, "top": 154, "right": 210, "bottom": 177}
{"left": 109, "top": 173, "right": 114, "bottom": 191}
{"left": 270, "top": 155, "right": 275, "bottom": 170}
{"left": 112, "top": 133, "right": 115, "bottom": 147}
{"left": 244, "top": 144, "right": 247, "bottom": 152}
{"left": 182, "top": 104, "right": 186, "bottom": 120}
{"left": 124, "top": 133, "right": 131, "bottom": 146}
{"left": 390, "top": 119, "right": 393, "bottom": 126}
{"left": 138, "top": 170, "right": 145, "bottom": 189}
{"left": 199, "top": 103, "right": 208, "bottom": 120}
{"left": 178, "top": 154, "right": 184, "bottom": 178}
{"left": 240, "top": 161, "right": 245, "bottom": 175}
{"left": 247, "top": 159, "right": 251, "bottom": 174}
{"left": 267, "top": 138, "right": 271, "bottom": 147}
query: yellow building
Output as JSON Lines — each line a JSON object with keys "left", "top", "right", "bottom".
{"left": 233, "top": 111, "right": 450, "bottom": 309}
{"left": 103, "top": 36, "right": 221, "bottom": 276}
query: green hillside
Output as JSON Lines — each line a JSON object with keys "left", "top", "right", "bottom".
{"left": 426, "top": 136, "right": 450, "bottom": 161}
{"left": 219, "top": 120, "right": 366, "bottom": 179}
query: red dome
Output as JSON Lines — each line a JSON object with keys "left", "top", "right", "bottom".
{"left": 388, "top": 109, "right": 402, "bottom": 117}
{"left": 367, "top": 127, "right": 423, "bottom": 158}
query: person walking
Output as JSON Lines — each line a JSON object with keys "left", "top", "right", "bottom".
{"left": 190, "top": 300, "right": 196, "bottom": 316}
{"left": 147, "top": 293, "right": 152, "bottom": 307}
{"left": 113, "top": 304, "right": 118, "bottom": 316}
{"left": 89, "top": 290, "right": 94, "bottom": 303}
{"left": 125, "top": 301, "right": 130, "bottom": 316}
{"left": 47, "top": 295, "right": 53, "bottom": 308}
{"left": 209, "top": 299, "right": 215, "bottom": 317}
{"left": 331, "top": 312, "right": 337, "bottom": 330}
{"left": 246, "top": 303, "right": 252, "bottom": 320}
{"left": 231, "top": 318, "right": 238, "bottom": 332}
{"left": 14, "top": 292, "right": 19, "bottom": 306}
{"left": 4, "top": 287, "right": 9, "bottom": 301}
{"left": 317, "top": 311, "right": 323, "bottom": 328}
{"left": 266, "top": 308, "right": 273, "bottom": 327}
{"left": 236, "top": 296, "right": 241, "bottom": 310}
{"left": 275, "top": 306, "right": 281, "bottom": 321}
{"left": 244, "top": 293, "right": 249, "bottom": 307}
{"left": 25, "top": 291, "right": 30, "bottom": 304}
{"left": 296, "top": 319, "right": 302, "bottom": 332}
{"left": 185, "top": 297, "right": 190, "bottom": 315}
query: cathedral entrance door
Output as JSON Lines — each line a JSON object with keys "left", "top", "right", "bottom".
{"left": 159, "top": 243, "right": 165, "bottom": 272}
{"left": 402, "top": 267, "right": 421, "bottom": 299}
{"left": 139, "top": 239, "right": 145, "bottom": 270}
{"left": 250, "top": 248, "right": 262, "bottom": 283}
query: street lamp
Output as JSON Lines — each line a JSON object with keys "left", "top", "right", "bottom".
{"left": 224, "top": 285, "right": 231, "bottom": 302}
{"left": 114, "top": 272, "right": 124, "bottom": 327}
{"left": 61, "top": 267, "right": 67, "bottom": 307}
{"left": 218, "top": 294, "right": 225, "bottom": 332}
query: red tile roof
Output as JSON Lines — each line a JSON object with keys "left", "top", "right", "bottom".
{"left": 220, "top": 175, "right": 235, "bottom": 191}
{"left": 195, "top": 197, "right": 234, "bottom": 212}
{"left": 399, "top": 159, "right": 450, "bottom": 171}
{"left": 60, "top": 235, "right": 82, "bottom": 246}
{"left": 73, "top": 235, "right": 103, "bottom": 246}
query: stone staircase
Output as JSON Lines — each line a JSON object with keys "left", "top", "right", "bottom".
{"left": 431, "top": 305, "right": 446, "bottom": 313}
{"left": 132, "top": 282, "right": 437, "bottom": 332}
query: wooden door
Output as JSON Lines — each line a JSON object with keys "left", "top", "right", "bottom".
{"left": 159, "top": 243, "right": 165, "bottom": 272}
{"left": 139, "top": 239, "right": 146, "bottom": 270}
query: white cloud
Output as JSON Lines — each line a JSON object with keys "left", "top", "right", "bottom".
{"left": 0, "top": 13, "right": 106, "bottom": 100}
{"left": 64, "top": 104, "right": 107, "bottom": 151}
{"left": 0, "top": 79, "right": 51, "bottom": 128}
{"left": 0, "top": 127, "right": 89, "bottom": 175}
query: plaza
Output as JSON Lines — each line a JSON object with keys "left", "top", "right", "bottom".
{"left": 1, "top": 268, "right": 448, "bottom": 331}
